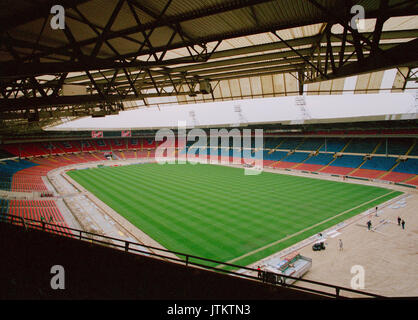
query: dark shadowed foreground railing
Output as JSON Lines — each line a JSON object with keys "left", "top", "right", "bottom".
{"left": 0, "top": 213, "right": 385, "bottom": 299}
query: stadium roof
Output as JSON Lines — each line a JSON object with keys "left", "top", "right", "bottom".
{"left": 0, "top": 0, "right": 418, "bottom": 133}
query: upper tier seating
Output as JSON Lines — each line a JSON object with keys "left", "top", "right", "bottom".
{"left": 277, "top": 138, "right": 304, "bottom": 150}
{"left": 408, "top": 142, "right": 418, "bottom": 156}
{"left": 128, "top": 138, "right": 140, "bottom": 148}
{"left": 296, "top": 138, "right": 324, "bottom": 151}
{"left": 110, "top": 139, "right": 124, "bottom": 149}
{"left": 264, "top": 137, "right": 285, "bottom": 149}
{"left": 343, "top": 138, "right": 381, "bottom": 154}
{"left": 0, "top": 149, "right": 16, "bottom": 160}
{"left": 78, "top": 141, "right": 96, "bottom": 152}
{"left": 58, "top": 141, "right": 81, "bottom": 153}
{"left": 93, "top": 139, "right": 109, "bottom": 151}
{"left": 318, "top": 138, "right": 348, "bottom": 152}
{"left": 374, "top": 138, "right": 414, "bottom": 155}
{"left": 142, "top": 138, "right": 156, "bottom": 149}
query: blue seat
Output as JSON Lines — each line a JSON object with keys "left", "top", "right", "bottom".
{"left": 393, "top": 159, "right": 418, "bottom": 174}
{"left": 297, "top": 139, "right": 324, "bottom": 151}
{"left": 329, "top": 155, "right": 364, "bottom": 168}
{"left": 344, "top": 138, "right": 380, "bottom": 154}
{"left": 282, "top": 152, "right": 309, "bottom": 163}
{"left": 361, "top": 157, "right": 397, "bottom": 171}
{"left": 319, "top": 138, "right": 348, "bottom": 152}
{"left": 375, "top": 138, "right": 414, "bottom": 155}
{"left": 0, "top": 159, "right": 38, "bottom": 191}
{"left": 304, "top": 153, "right": 334, "bottom": 165}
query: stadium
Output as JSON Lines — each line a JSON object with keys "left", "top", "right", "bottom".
{"left": 0, "top": 0, "right": 417, "bottom": 302}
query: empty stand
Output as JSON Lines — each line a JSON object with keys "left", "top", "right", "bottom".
{"left": 319, "top": 138, "right": 348, "bottom": 153}
{"left": 329, "top": 155, "right": 365, "bottom": 168}
{"left": 7, "top": 199, "right": 72, "bottom": 236}
{"left": 0, "top": 137, "right": 416, "bottom": 193}
{"left": 296, "top": 138, "right": 324, "bottom": 151}
{"left": 282, "top": 152, "right": 310, "bottom": 163}
{"left": 344, "top": 138, "right": 381, "bottom": 154}
{"left": 393, "top": 159, "right": 418, "bottom": 174}
{"left": 374, "top": 138, "right": 414, "bottom": 155}
{"left": 277, "top": 138, "right": 304, "bottom": 150}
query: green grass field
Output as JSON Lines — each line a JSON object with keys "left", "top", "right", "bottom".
{"left": 68, "top": 163, "right": 402, "bottom": 267}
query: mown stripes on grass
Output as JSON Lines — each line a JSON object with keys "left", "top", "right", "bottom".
{"left": 68, "top": 163, "right": 402, "bottom": 267}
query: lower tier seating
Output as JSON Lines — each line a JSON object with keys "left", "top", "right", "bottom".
{"left": 350, "top": 169, "right": 386, "bottom": 179}
{"left": 5, "top": 199, "right": 72, "bottom": 236}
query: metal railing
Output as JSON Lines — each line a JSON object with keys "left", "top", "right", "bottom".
{"left": 0, "top": 213, "right": 385, "bottom": 299}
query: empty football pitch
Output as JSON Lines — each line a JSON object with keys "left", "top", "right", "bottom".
{"left": 68, "top": 163, "right": 402, "bottom": 267}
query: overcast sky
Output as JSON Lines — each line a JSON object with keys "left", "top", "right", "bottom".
{"left": 49, "top": 68, "right": 417, "bottom": 131}
{"left": 49, "top": 91, "right": 417, "bottom": 131}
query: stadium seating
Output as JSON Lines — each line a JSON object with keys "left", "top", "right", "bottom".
{"left": 128, "top": 138, "right": 140, "bottom": 149}
{"left": 0, "top": 160, "right": 39, "bottom": 191}
{"left": 264, "top": 137, "right": 285, "bottom": 149}
{"left": 110, "top": 139, "right": 125, "bottom": 150}
{"left": 405, "top": 176, "right": 418, "bottom": 186}
{"left": 344, "top": 138, "right": 381, "bottom": 154}
{"left": 329, "top": 155, "right": 365, "bottom": 168}
{"left": 381, "top": 172, "right": 415, "bottom": 183}
{"left": 361, "top": 157, "right": 398, "bottom": 171}
{"left": 320, "top": 166, "right": 354, "bottom": 175}
{"left": 272, "top": 161, "right": 298, "bottom": 169}
{"left": 93, "top": 139, "right": 110, "bottom": 151}
{"left": 81, "top": 140, "right": 98, "bottom": 152}
{"left": 57, "top": 141, "right": 81, "bottom": 153}
{"left": 318, "top": 138, "right": 348, "bottom": 152}
{"left": 374, "top": 138, "right": 414, "bottom": 155}
{"left": 7, "top": 199, "right": 72, "bottom": 235}
{"left": 350, "top": 169, "right": 386, "bottom": 179}
{"left": 0, "top": 137, "right": 417, "bottom": 193}
{"left": 142, "top": 138, "right": 156, "bottom": 149}
{"left": 296, "top": 138, "right": 324, "bottom": 151}
{"left": 124, "top": 150, "right": 137, "bottom": 159}
{"left": 0, "top": 198, "right": 9, "bottom": 215}
{"left": 303, "top": 153, "right": 334, "bottom": 166}
{"left": 408, "top": 143, "right": 418, "bottom": 156}
{"left": 0, "top": 149, "right": 16, "bottom": 159}
{"left": 392, "top": 159, "right": 418, "bottom": 174}
{"left": 277, "top": 138, "right": 304, "bottom": 150}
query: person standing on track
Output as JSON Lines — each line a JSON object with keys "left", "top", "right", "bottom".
{"left": 338, "top": 239, "right": 343, "bottom": 251}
